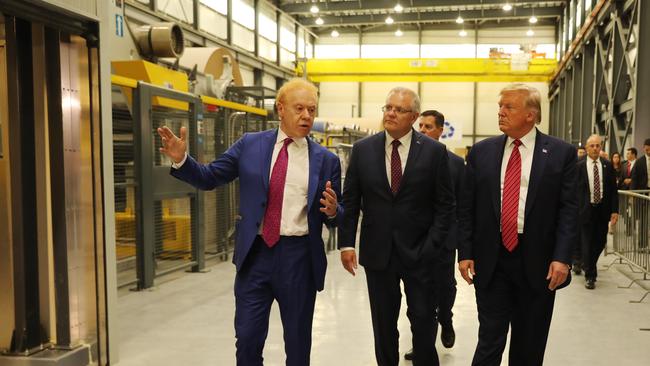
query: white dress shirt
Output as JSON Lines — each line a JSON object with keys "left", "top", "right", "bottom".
{"left": 500, "top": 127, "right": 536, "bottom": 234}
{"left": 384, "top": 130, "right": 412, "bottom": 186}
{"left": 586, "top": 157, "right": 604, "bottom": 204}
{"left": 173, "top": 128, "right": 310, "bottom": 236}
{"left": 259, "top": 129, "right": 310, "bottom": 236}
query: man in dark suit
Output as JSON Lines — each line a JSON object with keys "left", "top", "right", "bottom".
{"left": 339, "top": 87, "right": 454, "bottom": 366}
{"left": 458, "top": 84, "right": 578, "bottom": 365}
{"left": 577, "top": 134, "right": 619, "bottom": 289}
{"left": 630, "top": 138, "right": 650, "bottom": 249}
{"left": 156, "top": 78, "right": 343, "bottom": 366}
{"left": 404, "top": 110, "right": 464, "bottom": 361}
{"left": 619, "top": 147, "right": 637, "bottom": 190}
{"left": 630, "top": 138, "right": 650, "bottom": 190}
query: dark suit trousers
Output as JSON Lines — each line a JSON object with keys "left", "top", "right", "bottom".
{"left": 434, "top": 247, "right": 457, "bottom": 328}
{"left": 581, "top": 204, "right": 609, "bottom": 280}
{"left": 365, "top": 252, "right": 439, "bottom": 366}
{"left": 234, "top": 236, "right": 316, "bottom": 366}
{"left": 473, "top": 245, "right": 556, "bottom": 366}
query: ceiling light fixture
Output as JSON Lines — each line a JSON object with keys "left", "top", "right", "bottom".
{"left": 331, "top": 29, "right": 340, "bottom": 37}
{"left": 385, "top": 16, "right": 394, "bottom": 24}
{"left": 529, "top": 15, "right": 538, "bottom": 23}
{"left": 456, "top": 14, "right": 464, "bottom": 24}
{"left": 395, "top": 29, "right": 403, "bottom": 37}
{"left": 394, "top": 4, "right": 403, "bottom": 12}
{"left": 315, "top": 17, "right": 324, "bottom": 25}
{"left": 503, "top": 3, "right": 513, "bottom": 11}
{"left": 526, "top": 29, "right": 534, "bottom": 36}
{"left": 310, "top": 5, "right": 319, "bottom": 14}
{"left": 459, "top": 29, "right": 468, "bottom": 37}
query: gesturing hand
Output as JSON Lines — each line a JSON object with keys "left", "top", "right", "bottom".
{"left": 319, "top": 181, "right": 338, "bottom": 217}
{"left": 157, "top": 126, "right": 187, "bottom": 164}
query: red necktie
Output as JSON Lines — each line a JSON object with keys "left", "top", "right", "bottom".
{"left": 262, "top": 138, "right": 292, "bottom": 247}
{"left": 627, "top": 162, "right": 631, "bottom": 177}
{"left": 390, "top": 140, "right": 402, "bottom": 195}
{"left": 501, "top": 139, "right": 522, "bottom": 252}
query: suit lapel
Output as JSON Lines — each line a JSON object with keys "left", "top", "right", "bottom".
{"left": 524, "top": 131, "right": 549, "bottom": 217}
{"left": 491, "top": 135, "right": 508, "bottom": 219}
{"left": 307, "top": 139, "right": 323, "bottom": 211}
{"left": 260, "top": 129, "right": 278, "bottom": 193}
{"left": 398, "top": 130, "right": 424, "bottom": 197}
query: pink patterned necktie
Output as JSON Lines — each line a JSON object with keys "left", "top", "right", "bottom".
{"left": 501, "top": 139, "right": 522, "bottom": 252}
{"left": 390, "top": 140, "right": 402, "bottom": 195}
{"left": 262, "top": 138, "right": 293, "bottom": 247}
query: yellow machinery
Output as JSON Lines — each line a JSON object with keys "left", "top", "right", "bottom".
{"left": 296, "top": 58, "right": 558, "bottom": 82}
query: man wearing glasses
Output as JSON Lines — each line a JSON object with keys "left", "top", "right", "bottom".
{"left": 340, "top": 87, "right": 454, "bottom": 366}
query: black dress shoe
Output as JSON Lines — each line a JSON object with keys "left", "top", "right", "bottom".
{"left": 404, "top": 348, "right": 414, "bottom": 361}
{"left": 572, "top": 266, "right": 582, "bottom": 275}
{"left": 585, "top": 279, "right": 595, "bottom": 289}
{"left": 441, "top": 325, "right": 456, "bottom": 348}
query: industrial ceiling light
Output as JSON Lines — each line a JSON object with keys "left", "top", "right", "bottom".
{"left": 394, "top": 4, "right": 403, "bottom": 12}
{"left": 459, "top": 29, "right": 468, "bottom": 37}
{"left": 395, "top": 29, "right": 403, "bottom": 36}
{"left": 310, "top": 5, "right": 319, "bottom": 14}
{"left": 331, "top": 29, "right": 340, "bottom": 37}
{"left": 385, "top": 16, "right": 394, "bottom": 24}
{"left": 529, "top": 8, "right": 538, "bottom": 24}
{"left": 456, "top": 10, "right": 464, "bottom": 24}
{"left": 315, "top": 17, "right": 324, "bottom": 25}
{"left": 503, "top": 3, "right": 513, "bottom": 11}
{"left": 526, "top": 29, "right": 535, "bottom": 36}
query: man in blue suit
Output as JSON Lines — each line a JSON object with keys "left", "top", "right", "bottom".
{"left": 458, "top": 84, "right": 578, "bottom": 365}
{"left": 157, "top": 78, "right": 343, "bottom": 366}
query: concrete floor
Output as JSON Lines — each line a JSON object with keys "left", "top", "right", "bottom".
{"left": 116, "top": 245, "right": 650, "bottom": 366}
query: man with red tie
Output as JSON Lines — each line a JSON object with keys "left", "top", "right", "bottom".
{"left": 458, "top": 84, "right": 578, "bottom": 365}
{"left": 156, "top": 78, "right": 343, "bottom": 365}
{"left": 340, "top": 87, "right": 454, "bottom": 366}
{"left": 577, "top": 135, "right": 618, "bottom": 290}
{"left": 620, "top": 147, "right": 637, "bottom": 190}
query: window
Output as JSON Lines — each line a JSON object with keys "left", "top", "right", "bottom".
{"left": 232, "top": 0, "right": 255, "bottom": 30}
{"left": 200, "top": 0, "right": 227, "bottom": 15}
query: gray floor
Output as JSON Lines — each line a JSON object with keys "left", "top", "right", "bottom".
{"left": 116, "top": 244, "right": 650, "bottom": 366}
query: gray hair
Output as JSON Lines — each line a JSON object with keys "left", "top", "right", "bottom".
{"left": 500, "top": 83, "right": 542, "bottom": 124}
{"left": 386, "top": 87, "right": 421, "bottom": 113}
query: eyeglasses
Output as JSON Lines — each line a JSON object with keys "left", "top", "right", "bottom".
{"left": 382, "top": 105, "right": 414, "bottom": 114}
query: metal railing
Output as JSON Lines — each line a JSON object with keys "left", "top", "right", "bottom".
{"left": 612, "top": 190, "right": 650, "bottom": 277}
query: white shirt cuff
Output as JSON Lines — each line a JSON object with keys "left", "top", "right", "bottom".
{"left": 171, "top": 153, "right": 188, "bottom": 169}
{"left": 339, "top": 247, "right": 355, "bottom": 252}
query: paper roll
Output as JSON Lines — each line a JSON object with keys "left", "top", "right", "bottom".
{"left": 178, "top": 47, "right": 243, "bottom": 86}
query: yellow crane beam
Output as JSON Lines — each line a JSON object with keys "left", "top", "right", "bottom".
{"left": 296, "top": 58, "right": 557, "bottom": 83}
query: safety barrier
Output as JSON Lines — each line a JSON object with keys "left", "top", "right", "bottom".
{"left": 612, "top": 190, "right": 650, "bottom": 277}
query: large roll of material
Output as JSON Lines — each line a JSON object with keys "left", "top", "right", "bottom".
{"left": 178, "top": 47, "right": 244, "bottom": 86}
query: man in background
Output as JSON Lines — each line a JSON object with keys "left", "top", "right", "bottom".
{"left": 630, "top": 138, "right": 650, "bottom": 250}
{"left": 577, "top": 135, "right": 618, "bottom": 289}
{"left": 620, "top": 147, "right": 637, "bottom": 190}
{"left": 403, "top": 110, "right": 464, "bottom": 361}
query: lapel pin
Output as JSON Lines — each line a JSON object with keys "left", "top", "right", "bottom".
{"left": 542, "top": 148, "right": 548, "bottom": 153}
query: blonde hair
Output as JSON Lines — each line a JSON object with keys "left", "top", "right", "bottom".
{"left": 276, "top": 78, "right": 318, "bottom": 106}
{"left": 500, "top": 83, "right": 542, "bottom": 124}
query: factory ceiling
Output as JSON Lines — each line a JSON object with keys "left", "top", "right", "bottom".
{"left": 279, "top": 0, "right": 566, "bottom": 34}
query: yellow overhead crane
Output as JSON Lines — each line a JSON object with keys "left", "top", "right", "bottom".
{"left": 296, "top": 58, "right": 557, "bottom": 83}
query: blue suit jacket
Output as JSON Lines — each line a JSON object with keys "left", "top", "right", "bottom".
{"left": 458, "top": 129, "right": 578, "bottom": 290}
{"left": 171, "top": 129, "right": 343, "bottom": 291}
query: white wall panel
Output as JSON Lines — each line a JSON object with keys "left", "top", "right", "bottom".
{"left": 232, "top": 23, "right": 255, "bottom": 52}
{"left": 420, "top": 82, "right": 474, "bottom": 147}
{"left": 199, "top": 5, "right": 227, "bottom": 39}
{"left": 318, "top": 82, "right": 359, "bottom": 119}
{"left": 156, "top": 0, "right": 193, "bottom": 24}
{"left": 239, "top": 65, "right": 254, "bottom": 86}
